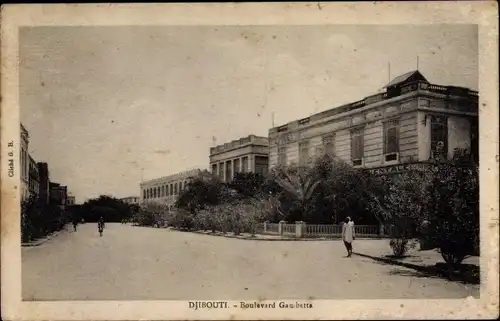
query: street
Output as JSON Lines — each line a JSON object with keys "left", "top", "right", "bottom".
{"left": 22, "top": 223, "right": 479, "bottom": 300}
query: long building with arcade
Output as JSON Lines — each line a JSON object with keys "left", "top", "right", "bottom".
{"left": 140, "top": 168, "right": 203, "bottom": 209}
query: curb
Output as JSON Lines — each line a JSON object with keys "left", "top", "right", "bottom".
{"left": 353, "top": 252, "right": 479, "bottom": 284}
{"left": 21, "top": 230, "right": 61, "bottom": 247}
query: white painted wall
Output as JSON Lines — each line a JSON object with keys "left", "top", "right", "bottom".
{"left": 417, "top": 111, "right": 431, "bottom": 161}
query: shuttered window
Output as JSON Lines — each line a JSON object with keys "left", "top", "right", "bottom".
{"left": 351, "top": 128, "right": 364, "bottom": 165}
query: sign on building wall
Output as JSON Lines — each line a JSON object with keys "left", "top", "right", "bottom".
{"left": 368, "top": 162, "right": 431, "bottom": 176}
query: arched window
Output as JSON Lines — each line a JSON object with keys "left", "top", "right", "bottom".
{"left": 169, "top": 184, "right": 173, "bottom": 196}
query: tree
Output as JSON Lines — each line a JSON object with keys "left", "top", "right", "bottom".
{"left": 308, "top": 154, "right": 381, "bottom": 224}
{"left": 425, "top": 153, "right": 479, "bottom": 265}
{"left": 175, "top": 173, "right": 224, "bottom": 213}
{"left": 80, "top": 195, "right": 134, "bottom": 222}
{"left": 229, "top": 172, "right": 265, "bottom": 198}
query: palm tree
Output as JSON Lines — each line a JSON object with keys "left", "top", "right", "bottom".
{"left": 272, "top": 164, "right": 320, "bottom": 221}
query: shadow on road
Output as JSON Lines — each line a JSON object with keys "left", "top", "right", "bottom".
{"left": 354, "top": 252, "right": 480, "bottom": 285}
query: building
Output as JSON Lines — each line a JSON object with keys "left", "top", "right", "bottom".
{"left": 268, "top": 70, "right": 478, "bottom": 173}
{"left": 20, "top": 124, "right": 30, "bottom": 202}
{"left": 37, "top": 162, "right": 50, "bottom": 205}
{"left": 66, "top": 195, "right": 76, "bottom": 206}
{"left": 50, "top": 182, "right": 68, "bottom": 210}
{"left": 121, "top": 196, "right": 139, "bottom": 205}
{"left": 28, "top": 155, "right": 40, "bottom": 200}
{"left": 209, "top": 135, "right": 269, "bottom": 183}
{"left": 140, "top": 168, "right": 202, "bottom": 209}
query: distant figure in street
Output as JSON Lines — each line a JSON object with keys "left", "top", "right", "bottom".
{"left": 342, "top": 216, "right": 355, "bottom": 257}
{"left": 72, "top": 219, "right": 78, "bottom": 232}
{"left": 98, "top": 216, "right": 105, "bottom": 236}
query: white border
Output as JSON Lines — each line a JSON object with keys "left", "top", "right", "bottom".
{"left": 1, "top": 2, "right": 498, "bottom": 320}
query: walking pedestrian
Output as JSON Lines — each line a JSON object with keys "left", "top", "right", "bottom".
{"left": 342, "top": 216, "right": 355, "bottom": 257}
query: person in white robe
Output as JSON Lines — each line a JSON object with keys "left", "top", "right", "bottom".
{"left": 342, "top": 216, "right": 355, "bottom": 257}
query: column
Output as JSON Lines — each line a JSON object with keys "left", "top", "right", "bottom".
{"left": 295, "top": 221, "right": 305, "bottom": 238}
{"left": 227, "top": 159, "right": 233, "bottom": 182}
{"left": 249, "top": 154, "right": 255, "bottom": 172}
{"left": 278, "top": 220, "right": 285, "bottom": 236}
{"left": 239, "top": 157, "right": 243, "bottom": 172}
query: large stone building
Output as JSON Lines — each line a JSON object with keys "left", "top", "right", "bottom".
{"left": 49, "top": 182, "right": 68, "bottom": 210}
{"left": 20, "top": 124, "right": 30, "bottom": 201}
{"left": 66, "top": 195, "right": 76, "bottom": 206}
{"left": 140, "top": 168, "right": 202, "bottom": 209}
{"left": 121, "top": 196, "right": 139, "bottom": 205}
{"left": 37, "top": 162, "right": 50, "bottom": 205}
{"left": 28, "top": 155, "right": 40, "bottom": 200}
{"left": 268, "top": 70, "right": 478, "bottom": 172}
{"left": 209, "top": 135, "right": 269, "bottom": 182}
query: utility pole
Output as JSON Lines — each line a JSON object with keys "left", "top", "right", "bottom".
{"left": 388, "top": 62, "right": 391, "bottom": 82}
{"left": 417, "top": 55, "right": 420, "bottom": 71}
{"left": 272, "top": 112, "right": 275, "bottom": 127}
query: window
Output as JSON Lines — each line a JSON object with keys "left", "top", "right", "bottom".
{"left": 278, "top": 147, "right": 287, "bottom": 166}
{"left": 430, "top": 115, "right": 448, "bottom": 160}
{"left": 174, "top": 183, "right": 178, "bottom": 195}
{"left": 241, "top": 157, "right": 248, "bottom": 172}
{"left": 322, "top": 134, "right": 335, "bottom": 156}
{"left": 255, "top": 156, "right": 269, "bottom": 175}
{"left": 384, "top": 119, "right": 400, "bottom": 161}
{"left": 351, "top": 128, "right": 364, "bottom": 166}
{"left": 169, "top": 184, "right": 173, "bottom": 196}
{"left": 212, "top": 164, "right": 217, "bottom": 174}
{"left": 153, "top": 188, "right": 157, "bottom": 198}
{"left": 299, "top": 141, "right": 310, "bottom": 165}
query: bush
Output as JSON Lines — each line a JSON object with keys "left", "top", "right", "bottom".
{"left": 132, "top": 210, "right": 156, "bottom": 227}
{"left": 367, "top": 170, "right": 431, "bottom": 257}
{"left": 21, "top": 195, "right": 69, "bottom": 243}
{"left": 165, "top": 209, "right": 195, "bottom": 231}
{"left": 389, "top": 237, "right": 418, "bottom": 257}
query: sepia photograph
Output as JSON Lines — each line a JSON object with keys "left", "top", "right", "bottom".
{"left": 2, "top": 2, "right": 498, "bottom": 320}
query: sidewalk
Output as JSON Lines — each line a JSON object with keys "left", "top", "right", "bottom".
{"left": 21, "top": 227, "right": 66, "bottom": 247}
{"left": 353, "top": 239, "right": 480, "bottom": 284}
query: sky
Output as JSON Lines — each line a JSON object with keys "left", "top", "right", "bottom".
{"left": 19, "top": 25, "right": 478, "bottom": 203}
